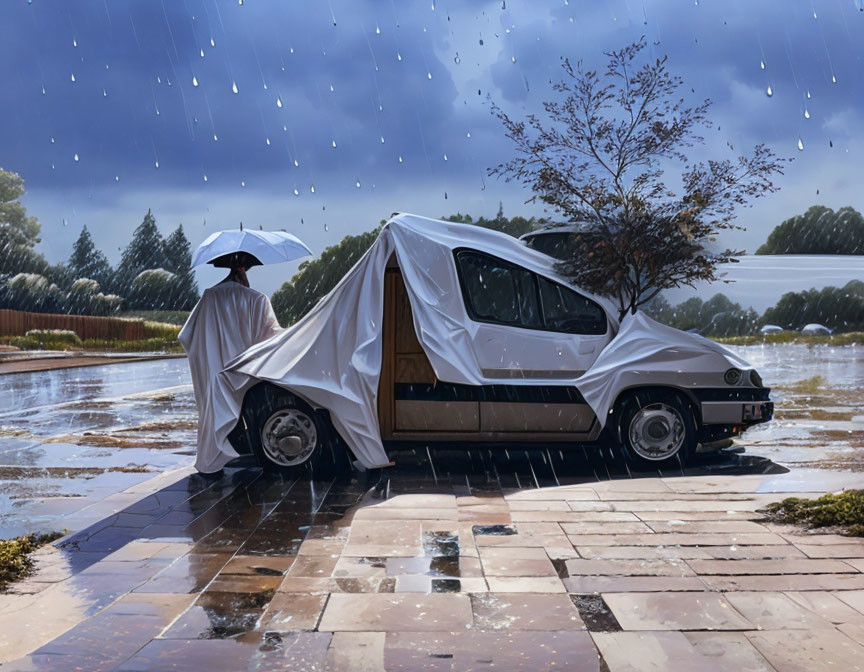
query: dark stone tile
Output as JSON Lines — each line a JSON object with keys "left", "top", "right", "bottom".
{"left": 133, "top": 553, "right": 231, "bottom": 594}
{"left": 161, "top": 589, "right": 276, "bottom": 639}
{"left": 116, "top": 638, "right": 259, "bottom": 671}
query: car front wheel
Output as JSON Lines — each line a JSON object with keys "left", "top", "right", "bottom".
{"left": 613, "top": 389, "right": 697, "bottom": 468}
{"left": 241, "top": 383, "right": 343, "bottom": 478}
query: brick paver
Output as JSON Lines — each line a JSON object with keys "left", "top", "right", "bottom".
{"left": 2, "top": 468, "right": 863, "bottom": 670}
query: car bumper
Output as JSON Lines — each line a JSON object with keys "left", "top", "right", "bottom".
{"left": 701, "top": 400, "right": 774, "bottom": 426}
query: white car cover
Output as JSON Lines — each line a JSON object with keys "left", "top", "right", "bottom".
{"left": 215, "top": 214, "right": 751, "bottom": 469}
{"left": 178, "top": 282, "right": 282, "bottom": 473}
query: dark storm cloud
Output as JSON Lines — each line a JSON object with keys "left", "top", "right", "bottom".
{"left": 0, "top": 0, "right": 467, "bottom": 191}
{"left": 486, "top": 1, "right": 864, "bottom": 152}
{"left": 1, "top": 0, "right": 863, "bottom": 239}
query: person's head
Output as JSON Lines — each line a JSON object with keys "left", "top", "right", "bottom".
{"left": 212, "top": 252, "right": 260, "bottom": 287}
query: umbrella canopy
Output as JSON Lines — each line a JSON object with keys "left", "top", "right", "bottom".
{"left": 191, "top": 229, "right": 313, "bottom": 268}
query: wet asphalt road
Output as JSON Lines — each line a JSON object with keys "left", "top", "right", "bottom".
{"left": 1, "top": 344, "right": 862, "bottom": 540}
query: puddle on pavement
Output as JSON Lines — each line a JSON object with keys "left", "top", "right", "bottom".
{"left": 570, "top": 594, "right": 622, "bottom": 632}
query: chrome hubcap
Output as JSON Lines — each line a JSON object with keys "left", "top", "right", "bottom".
{"left": 260, "top": 408, "right": 317, "bottom": 467}
{"left": 628, "top": 403, "right": 685, "bottom": 461}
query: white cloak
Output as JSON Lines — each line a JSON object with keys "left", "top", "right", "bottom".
{"left": 178, "top": 281, "right": 281, "bottom": 473}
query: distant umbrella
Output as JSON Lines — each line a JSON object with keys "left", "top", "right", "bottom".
{"left": 191, "top": 229, "right": 312, "bottom": 268}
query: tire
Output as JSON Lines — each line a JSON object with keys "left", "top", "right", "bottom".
{"left": 240, "top": 383, "right": 345, "bottom": 479}
{"left": 611, "top": 389, "right": 697, "bottom": 469}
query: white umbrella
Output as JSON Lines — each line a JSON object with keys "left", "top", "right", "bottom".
{"left": 191, "top": 229, "right": 312, "bottom": 268}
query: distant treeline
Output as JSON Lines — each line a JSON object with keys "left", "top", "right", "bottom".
{"left": 756, "top": 205, "right": 864, "bottom": 255}
{"left": 0, "top": 169, "right": 199, "bottom": 316}
{"left": 645, "top": 280, "right": 864, "bottom": 335}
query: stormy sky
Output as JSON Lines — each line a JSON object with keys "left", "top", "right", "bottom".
{"left": 1, "top": 0, "right": 863, "bottom": 296}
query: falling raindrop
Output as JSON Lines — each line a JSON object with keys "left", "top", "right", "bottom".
{"left": 73, "top": 153, "right": 79, "bottom": 162}
{"left": 765, "top": 85, "right": 773, "bottom": 97}
{"left": 466, "top": 131, "right": 471, "bottom": 138}
{"left": 427, "top": 71, "right": 432, "bottom": 79}
{"left": 200, "top": 49, "right": 204, "bottom": 58}
{"left": 155, "top": 161, "right": 160, "bottom": 169}
{"left": 332, "top": 140, "right": 337, "bottom": 148}
{"left": 70, "top": 73, "right": 76, "bottom": 82}
{"left": 454, "top": 53, "right": 461, "bottom": 64}
{"left": 355, "top": 179, "right": 361, "bottom": 188}
{"left": 114, "top": 176, "right": 119, "bottom": 182}
{"left": 397, "top": 52, "right": 402, "bottom": 61}
{"left": 760, "top": 60, "right": 765, "bottom": 70}
{"left": 192, "top": 76, "right": 199, "bottom": 87}
{"left": 203, "top": 174, "right": 208, "bottom": 182}
{"left": 806, "top": 90, "right": 812, "bottom": 99}
{"left": 41, "top": 86, "right": 46, "bottom": 95}
{"left": 293, "top": 159, "right": 299, "bottom": 167}
{"left": 398, "top": 155, "right": 403, "bottom": 163}
{"left": 266, "top": 137, "right": 271, "bottom": 146}
{"left": 797, "top": 137, "right": 804, "bottom": 151}
{"left": 210, "top": 37, "right": 215, "bottom": 47}
{"left": 213, "top": 134, "right": 218, "bottom": 142}
{"left": 380, "top": 136, "right": 385, "bottom": 144}
{"left": 232, "top": 81, "right": 239, "bottom": 94}
{"left": 241, "top": 181, "right": 246, "bottom": 187}
{"left": 102, "top": 88, "right": 107, "bottom": 97}
{"left": 62, "top": 218, "right": 68, "bottom": 227}
{"left": 832, "top": 74, "right": 837, "bottom": 83}
{"left": 804, "top": 109, "right": 810, "bottom": 119}
{"left": 276, "top": 96, "right": 283, "bottom": 108}
{"left": 238, "top": 0, "right": 243, "bottom": 5}
{"left": 50, "top": 137, "right": 55, "bottom": 144}
{"left": 829, "top": 140, "right": 833, "bottom": 148}
{"left": 376, "top": 25, "right": 381, "bottom": 34}
{"left": 329, "top": 84, "right": 334, "bottom": 92}
{"left": 310, "top": 184, "right": 315, "bottom": 193}
{"left": 511, "top": 56, "right": 517, "bottom": 63}
{"left": 443, "top": 153, "right": 448, "bottom": 161}
{"left": 324, "top": 223, "right": 329, "bottom": 232}
{"left": 73, "top": 39, "right": 77, "bottom": 47}
{"left": 293, "top": 188, "right": 299, "bottom": 196}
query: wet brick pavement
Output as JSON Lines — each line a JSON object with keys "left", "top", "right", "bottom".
{"left": 1, "top": 452, "right": 863, "bottom": 671}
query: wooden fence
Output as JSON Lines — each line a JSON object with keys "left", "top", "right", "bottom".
{"left": 0, "top": 309, "right": 147, "bottom": 341}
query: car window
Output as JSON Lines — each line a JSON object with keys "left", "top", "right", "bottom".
{"left": 455, "top": 251, "right": 541, "bottom": 329}
{"left": 538, "top": 276, "right": 607, "bottom": 335}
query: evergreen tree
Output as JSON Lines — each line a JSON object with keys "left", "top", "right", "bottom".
{"left": 115, "top": 209, "right": 165, "bottom": 296}
{"left": 0, "top": 168, "right": 53, "bottom": 279}
{"left": 163, "top": 224, "right": 200, "bottom": 309}
{"left": 68, "top": 225, "right": 113, "bottom": 289}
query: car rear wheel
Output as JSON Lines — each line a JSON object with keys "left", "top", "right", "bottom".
{"left": 241, "top": 383, "right": 344, "bottom": 478}
{"left": 613, "top": 389, "right": 696, "bottom": 468}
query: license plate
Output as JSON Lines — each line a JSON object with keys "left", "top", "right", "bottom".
{"left": 742, "top": 404, "right": 762, "bottom": 421}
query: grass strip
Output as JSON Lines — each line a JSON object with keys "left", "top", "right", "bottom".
{"left": 0, "top": 531, "right": 65, "bottom": 590}
{"left": 762, "top": 490, "right": 864, "bottom": 537}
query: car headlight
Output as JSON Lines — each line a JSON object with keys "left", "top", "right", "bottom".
{"left": 724, "top": 368, "right": 743, "bottom": 385}
{"left": 749, "top": 369, "right": 764, "bottom": 388}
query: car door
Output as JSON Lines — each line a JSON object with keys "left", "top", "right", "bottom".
{"left": 454, "top": 249, "right": 609, "bottom": 379}
{"left": 453, "top": 249, "right": 610, "bottom": 434}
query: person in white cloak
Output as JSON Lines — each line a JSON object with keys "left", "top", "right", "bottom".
{"left": 178, "top": 252, "right": 281, "bottom": 476}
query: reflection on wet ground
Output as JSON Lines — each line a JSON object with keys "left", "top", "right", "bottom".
{"left": 0, "top": 360, "right": 195, "bottom": 538}
{"left": 3, "top": 462, "right": 863, "bottom": 670}
{"left": 0, "top": 344, "right": 862, "bottom": 668}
